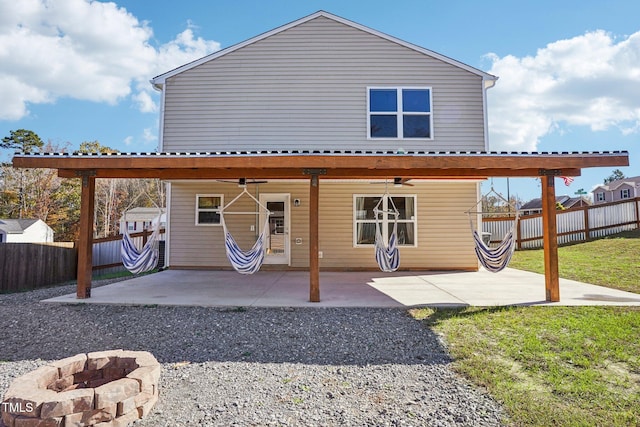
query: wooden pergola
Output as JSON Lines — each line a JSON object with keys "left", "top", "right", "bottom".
{"left": 13, "top": 150, "right": 629, "bottom": 303}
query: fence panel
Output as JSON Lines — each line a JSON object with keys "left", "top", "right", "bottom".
{"left": 0, "top": 243, "right": 77, "bottom": 292}
{"left": 92, "top": 230, "right": 165, "bottom": 275}
{"left": 557, "top": 209, "right": 587, "bottom": 245}
{"left": 588, "top": 200, "right": 637, "bottom": 239}
{"left": 482, "top": 197, "right": 639, "bottom": 250}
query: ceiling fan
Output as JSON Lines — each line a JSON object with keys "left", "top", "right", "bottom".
{"left": 216, "top": 178, "right": 269, "bottom": 187}
{"left": 370, "top": 177, "right": 414, "bottom": 187}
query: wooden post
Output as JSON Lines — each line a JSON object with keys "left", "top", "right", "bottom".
{"left": 541, "top": 174, "right": 560, "bottom": 302}
{"left": 77, "top": 173, "right": 95, "bottom": 298}
{"left": 583, "top": 206, "right": 590, "bottom": 242}
{"left": 309, "top": 174, "right": 320, "bottom": 302}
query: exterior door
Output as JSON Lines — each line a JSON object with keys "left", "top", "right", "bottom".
{"left": 259, "top": 193, "right": 290, "bottom": 265}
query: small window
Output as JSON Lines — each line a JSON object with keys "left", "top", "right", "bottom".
{"left": 368, "top": 87, "right": 432, "bottom": 139}
{"left": 621, "top": 188, "right": 631, "bottom": 199}
{"left": 196, "top": 194, "right": 223, "bottom": 225}
{"left": 595, "top": 192, "right": 605, "bottom": 202}
{"left": 354, "top": 195, "right": 417, "bottom": 247}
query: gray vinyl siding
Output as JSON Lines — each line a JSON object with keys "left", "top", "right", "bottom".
{"left": 167, "top": 180, "right": 478, "bottom": 270}
{"left": 162, "top": 16, "right": 487, "bottom": 152}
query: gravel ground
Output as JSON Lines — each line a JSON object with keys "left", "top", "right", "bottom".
{"left": 0, "top": 281, "right": 506, "bottom": 426}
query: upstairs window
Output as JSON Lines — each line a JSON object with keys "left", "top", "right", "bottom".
{"left": 595, "top": 192, "right": 605, "bottom": 202}
{"left": 368, "top": 88, "right": 432, "bottom": 139}
{"left": 621, "top": 188, "right": 631, "bottom": 199}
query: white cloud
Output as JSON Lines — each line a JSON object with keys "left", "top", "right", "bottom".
{"left": 487, "top": 30, "right": 640, "bottom": 151}
{"left": 142, "top": 128, "right": 156, "bottom": 142}
{"left": 0, "top": 0, "right": 220, "bottom": 120}
{"left": 132, "top": 91, "right": 157, "bottom": 113}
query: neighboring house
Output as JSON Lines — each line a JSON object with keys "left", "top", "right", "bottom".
{"left": 0, "top": 219, "right": 54, "bottom": 243}
{"left": 149, "top": 11, "right": 498, "bottom": 271}
{"left": 592, "top": 176, "right": 640, "bottom": 204}
{"left": 520, "top": 195, "right": 591, "bottom": 216}
{"left": 118, "top": 207, "right": 166, "bottom": 234}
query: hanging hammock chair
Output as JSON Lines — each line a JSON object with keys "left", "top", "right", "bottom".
{"left": 121, "top": 208, "right": 162, "bottom": 275}
{"left": 373, "top": 193, "right": 400, "bottom": 272}
{"left": 220, "top": 187, "right": 271, "bottom": 275}
{"left": 466, "top": 187, "right": 519, "bottom": 273}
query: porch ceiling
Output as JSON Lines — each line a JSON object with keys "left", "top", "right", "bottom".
{"left": 12, "top": 150, "right": 629, "bottom": 180}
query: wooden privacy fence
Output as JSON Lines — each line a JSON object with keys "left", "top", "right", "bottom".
{"left": 0, "top": 242, "right": 77, "bottom": 292}
{"left": 92, "top": 229, "right": 166, "bottom": 275}
{"left": 483, "top": 197, "right": 640, "bottom": 249}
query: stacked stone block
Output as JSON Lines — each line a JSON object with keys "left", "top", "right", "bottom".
{"left": 0, "top": 350, "right": 160, "bottom": 427}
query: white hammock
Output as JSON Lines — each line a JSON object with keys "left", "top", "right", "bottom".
{"left": 469, "top": 215, "right": 518, "bottom": 273}
{"left": 373, "top": 196, "right": 400, "bottom": 272}
{"left": 466, "top": 187, "right": 518, "bottom": 273}
{"left": 220, "top": 188, "right": 271, "bottom": 275}
{"left": 121, "top": 216, "right": 161, "bottom": 275}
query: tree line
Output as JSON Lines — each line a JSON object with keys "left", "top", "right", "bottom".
{"left": 1, "top": 129, "right": 164, "bottom": 241}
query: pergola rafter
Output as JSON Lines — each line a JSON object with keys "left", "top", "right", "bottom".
{"left": 12, "top": 150, "right": 629, "bottom": 303}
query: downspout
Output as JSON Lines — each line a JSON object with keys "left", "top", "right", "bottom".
{"left": 151, "top": 80, "right": 166, "bottom": 152}
{"left": 482, "top": 76, "right": 498, "bottom": 151}
{"left": 151, "top": 79, "right": 168, "bottom": 266}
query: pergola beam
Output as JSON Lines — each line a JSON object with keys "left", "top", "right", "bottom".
{"left": 56, "top": 167, "right": 584, "bottom": 180}
{"left": 14, "top": 152, "right": 628, "bottom": 173}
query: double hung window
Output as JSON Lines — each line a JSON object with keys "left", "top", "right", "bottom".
{"left": 621, "top": 188, "right": 631, "bottom": 199}
{"left": 196, "top": 194, "right": 223, "bottom": 225}
{"left": 368, "top": 88, "right": 432, "bottom": 139}
{"left": 354, "top": 195, "right": 417, "bottom": 247}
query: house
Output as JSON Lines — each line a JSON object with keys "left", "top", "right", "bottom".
{"left": 11, "top": 11, "right": 629, "bottom": 303}
{"left": 0, "top": 219, "right": 54, "bottom": 243}
{"left": 520, "top": 195, "right": 591, "bottom": 215}
{"left": 118, "top": 207, "right": 166, "bottom": 234}
{"left": 150, "top": 10, "right": 499, "bottom": 272}
{"left": 592, "top": 176, "right": 640, "bottom": 204}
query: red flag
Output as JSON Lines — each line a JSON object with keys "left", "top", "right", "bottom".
{"left": 560, "top": 176, "right": 574, "bottom": 186}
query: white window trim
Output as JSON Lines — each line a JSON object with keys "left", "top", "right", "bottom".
{"left": 621, "top": 188, "right": 631, "bottom": 199}
{"left": 353, "top": 194, "right": 418, "bottom": 248}
{"left": 195, "top": 194, "right": 224, "bottom": 226}
{"left": 596, "top": 192, "right": 605, "bottom": 202}
{"left": 367, "top": 87, "right": 434, "bottom": 140}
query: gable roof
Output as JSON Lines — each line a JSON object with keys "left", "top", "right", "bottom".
{"left": 592, "top": 176, "right": 640, "bottom": 192}
{"left": 521, "top": 195, "right": 590, "bottom": 211}
{"left": 151, "top": 10, "right": 497, "bottom": 89}
{"left": 0, "top": 219, "right": 39, "bottom": 234}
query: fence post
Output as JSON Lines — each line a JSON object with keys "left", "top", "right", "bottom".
{"left": 584, "top": 206, "right": 590, "bottom": 241}
{"left": 516, "top": 215, "right": 522, "bottom": 250}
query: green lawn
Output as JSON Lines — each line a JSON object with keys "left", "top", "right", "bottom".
{"left": 509, "top": 228, "right": 640, "bottom": 294}
{"left": 411, "top": 229, "right": 640, "bottom": 426}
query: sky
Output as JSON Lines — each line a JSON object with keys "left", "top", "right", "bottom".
{"left": 1, "top": 0, "right": 639, "bottom": 202}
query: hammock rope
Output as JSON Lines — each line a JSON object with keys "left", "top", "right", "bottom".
{"left": 466, "top": 187, "right": 518, "bottom": 273}
{"left": 220, "top": 187, "right": 271, "bottom": 275}
{"left": 373, "top": 193, "right": 400, "bottom": 272}
{"left": 121, "top": 209, "right": 162, "bottom": 275}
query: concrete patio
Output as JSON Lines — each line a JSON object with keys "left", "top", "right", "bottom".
{"left": 43, "top": 268, "right": 640, "bottom": 308}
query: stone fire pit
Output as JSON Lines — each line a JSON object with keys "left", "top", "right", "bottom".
{"left": 1, "top": 350, "right": 160, "bottom": 427}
